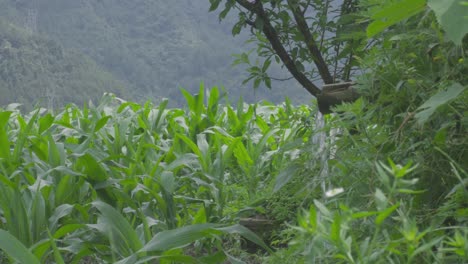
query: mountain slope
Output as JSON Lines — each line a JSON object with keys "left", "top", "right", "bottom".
{"left": 0, "top": 19, "right": 127, "bottom": 109}
{"left": 0, "top": 0, "right": 309, "bottom": 106}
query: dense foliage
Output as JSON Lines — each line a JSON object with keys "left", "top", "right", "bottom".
{"left": 0, "top": 0, "right": 308, "bottom": 107}
{"left": 0, "top": 0, "right": 467, "bottom": 263}
{"left": 0, "top": 87, "right": 313, "bottom": 263}
{"left": 0, "top": 19, "right": 127, "bottom": 109}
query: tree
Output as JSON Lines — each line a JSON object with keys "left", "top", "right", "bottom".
{"left": 209, "top": 0, "right": 365, "bottom": 114}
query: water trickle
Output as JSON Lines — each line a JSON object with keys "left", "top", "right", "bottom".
{"left": 312, "top": 111, "right": 329, "bottom": 192}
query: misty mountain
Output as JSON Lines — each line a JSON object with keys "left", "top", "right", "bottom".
{"left": 0, "top": 0, "right": 310, "bottom": 107}
{"left": 0, "top": 19, "right": 127, "bottom": 109}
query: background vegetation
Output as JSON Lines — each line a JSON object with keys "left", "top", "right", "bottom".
{"left": 0, "top": 0, "right": 308, "bottom": 108}
{"left": 0, "top": 19, "right": 127, "bottom": 108}
{"left": 0, "top": 0, "right": 467, "bottom": 263}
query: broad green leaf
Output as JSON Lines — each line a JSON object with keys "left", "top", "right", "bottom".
{"left": 52, "top": 224, "right": 85, "bottom": 239}
{"left": 255, "top": 128, "right": 279, "bottom": 159}
{"left": 308, "top": 206, "right": 318, "bottom": 232}
{"left": 140, "top": 223, "right": 271, "bottom": 254}
{"left": 94, "top": 115, "right": 111, "bottom": 132}
{"left": 376, "top": 203, "right": 400, "bottom": 226}
{"left": 192, "top": 206, "right": 207, "bottom": 224}
{"left": 47, "top": 136, "right": 65, "bottom": 167}
{"left": 217, "top": 224, "right": 272, "bottom": 253}
{"left": 176, "top": 133, "right": 207, "bottom": 170}
{"left": 351, "top": 211, "right": 380, "bottom": 219}
{"left": 47, "top": 230, "right": 65, "bottom": 264}
{"left": 49, "top": 204, "right": 75, "bottom": 232}
{"left": 160, "top": 171, "right": 175, "bottom": 193}
{"left": 153, "top": 99, "right": 168, "bottom": 132}
{"left": 367, "top": 0, "right": 426, "bottom": 38}
{"left": 0, "top": 187, "right": 32, "bottom": 246}
{"left": 409, "top": 237, "right": 444, "bottom": 261}
{"left": 13, "top": 111, "right": 40, "bottom": 163}
{"left": 0, "top": 111, "right": 12, "bottom": 159}
{"left": 375, "top": 188, "right": 388, "bottom": 211}
{"left": 30, "top": 189, "right": 47, "bottom": 243}
{"left": 314, "top": 199, "right": 331, "bottom": 218}
{"left": 76, "top": 153, "right": 108, "bottom": 182}
{"left": 140, "top": 223, "right": 218, "bottom": 252}
{"left": 273, "top": 164, "right": 300, "bottom": 192}
{"left": 233, "top": 141, "right": 253, "bottom": 171}
{"left": 38, "top": 113, "right": 55, "bottom": 134}
{"left": 428, "top": 0, "right": 468, "bottom": 44}
{"left": 197, "top": 133, "right": 210, "bottom": 158}
{"left": 164, "top": 153, "right": 198, "bottom": 171}
{"left": 207, "top": 87, "right": 220, "bottom": 117}
{"left": 415, "top": 83, "right": 466, "bottom": 125}
{"left": 209, "top": 0, "right": 222, "bottom": 11}
{"left": 397, "top": 188, "right": 426, "bottom": 194}
{"left": 91, "top": 201, "right": 143, "bottom": 256}
{"left": 0, "top": 229, "right": 40, "bottom": 264}
{"left": 330, "top": 214, "right": 342, "bottom": 243}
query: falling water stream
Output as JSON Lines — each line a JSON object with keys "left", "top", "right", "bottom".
{"left": 312, "top": 111, "right": 329, "bottom": 193}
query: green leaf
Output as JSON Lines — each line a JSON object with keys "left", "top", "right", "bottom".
{"left": 253, "top": 78, "right": 262, "bottom": 89}
{"left": 0, "top": 229, "right": 40, "bottom": 264}
{"left": 0, "top": 111, "right": 12, "bottom": 160}
{"left": 77, "top": 153, "right": 108, "bottom": 182}
{"left": 273, "top": 164, "right": 300, "bottom": 192}
{"left": 49, "top": 204, "right": 75, "bottom": 232}
{"left": 47, "top": 229, "right": 66, "bottom": 264}
{"left": 374, "top": 188, "right": 388, "bottom": 211}
{"left": 140, "top": 223, "right": 271, "bottom": 254}
{"left": 409, "top": 237, "right": 444, "bottom": 261}
{"left": 367, "top": 0, "right": 426, "bottom": 38}
{"left": 52, "top": 224, "right": 85, "bottom": 239}
{"left": 428, "top": 0, "right": 468, "bottom": 44}
{"left": 94, "top": 115, "right": 111, "bottom": 132}
{"left": 264, "top": 76, "right": 271, "bottom": 89}
{"left": 91, "top": 201, "right": 143, "bottom": 256}
{"left": 233, "top": 141, "right": 253, "bottom": 172}
{"left": 140, "top": 223, "right": 218, "bottom": 252}
{"left": 375, "top": 203, "right": 400, "bottom": 226}
{"left": 209, "top": 0, "right": 222, "bottom": 11}
{"left": 314, "top": 199, "right": 331, "bottom": 218}
{"left": 232, "top": 23, "right": 242, "bottom": 36}
{"left": 262, "top": 59, "right": 271, "bottom": 72}
{"left": 38, "top": 113, "right": 55, "bottom": 134}
{"left": 161, "top": 171, "right": 176, "bottom": 193}
{"left": 415, "top": 83, "right": 466, "bottom": 125}
{"left": 217, "top": 224, "right": 272, "bottom": 253}
{"left": 330, "top": 214, "right": 342, "bottom": 243}
{"left": 351, "top": 211, "right": 380, "bottom": 219}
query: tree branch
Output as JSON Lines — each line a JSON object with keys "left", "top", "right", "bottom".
{"left": 270, "top": 76, "right": 295, "bottom": 81}
{"left": 287, "top": 0, "right": 334, "bottom": 84}
{"left": 234, "top": 0, "right": 322, "bottom": 97}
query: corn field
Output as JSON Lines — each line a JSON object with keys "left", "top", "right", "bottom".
{"left": 0, "top": 86, "right": 313, "bottom": 263}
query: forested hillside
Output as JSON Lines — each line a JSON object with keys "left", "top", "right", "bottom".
{"left": 0, "top": 19, "right": 127, "bottom": 109}
{"left": 0, "top": 0, "right": 466, "bottom": 263}
{"left": 0, "top": 0, "right": 308, "bottom": 107}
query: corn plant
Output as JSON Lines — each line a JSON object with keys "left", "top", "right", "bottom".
{"left": 0, "top": 87, "right": 314, "bottom": 262}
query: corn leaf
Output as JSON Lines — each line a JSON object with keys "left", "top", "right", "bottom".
{"left": 0, "top": 229, "right": 40, "bottom": 264}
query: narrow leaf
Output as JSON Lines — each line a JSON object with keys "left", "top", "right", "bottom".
{"left": 0, "top": 229, "right": 40, "bottom": 264}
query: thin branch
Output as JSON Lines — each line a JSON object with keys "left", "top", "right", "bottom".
{"left": 270, "top": 76, "right": 295, "bottom": 81}
{"left": 319, "top": 0, "right": 331, "bottom": 50}
{"left": 287, "top": 0, "right": 334, "bottom": 84}
{"left": 234, "top": 0, "right": 322, "bottom": 97}
{"left": 302, "top": 0, "right": 312, "bottom": 16}
{"left": 245, "top": 19, "right": 255, "bottom": 27}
